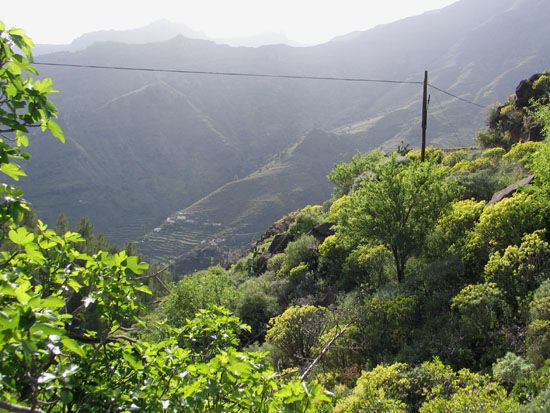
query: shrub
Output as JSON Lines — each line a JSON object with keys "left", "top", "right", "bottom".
{"left": 288, "top": 205, "right": 325, "bottom": 237}
{"left": 265, "top": 305, "right": 329, "bottom": 368}
{"left": 492, "top": 352, "right": 534, "bottom": 389}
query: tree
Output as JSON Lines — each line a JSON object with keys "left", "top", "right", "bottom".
{"left": 334, "top": 156, "right": 461, "bottom": 282}
{"left": 0, "top": 22, "right": 64, "bottom": 233}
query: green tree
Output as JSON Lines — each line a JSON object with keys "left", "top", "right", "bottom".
{"left": 334, "top": 156, "right": 461, "bottom": 282}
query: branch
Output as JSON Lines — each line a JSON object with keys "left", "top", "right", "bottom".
{"left": 67, "top": 332, "right": 137, "bottom": 345}
{"left": 0, "top": 400, "right": 45, "bottom": 413}
{"left": 300, "top": 323, "right": 352, "bottom": 381}
{"left": 135, "top": 265, "right": 171, "bottom": 294}
{"left": 0, "top": 124, "right": 40, "bottom": 133}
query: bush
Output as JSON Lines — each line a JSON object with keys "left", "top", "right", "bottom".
{"left": 461, "top": 192, "right": 544, "bottom": 270}
{"left": 265, "top": 305, "right": 329, "bottom": 369}
{"left": 419, "top": 382, "right": 519, "bottom": 412}
{"left": 484, "top": 231, "right": 550, "bottom": 307}
{"left": 503, "top": 141, "right": 544, "bottom": 168}
{"left": 280, "top": 234, "right": 319, "bottom": 275}
{"left": 152, "top": 266, "right": 240, "bottom": 329}
{"left": 342, "top": 244, "right": 394, "bottom": 291}
{"left": 492, "top": 352, "right": 534, "bottom": 389}
{"left": 334, "top": 364, "right": 410, "bottom": 413}
{"left": 288, "top": 205, "right": 325, "bottom": 237}
{"left": 526, "top": 280, "right": 550, "bottom": 366}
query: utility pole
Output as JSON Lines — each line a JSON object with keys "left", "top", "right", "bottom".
{"left": 421, "top": 70, "right": 428, "bottom": 162}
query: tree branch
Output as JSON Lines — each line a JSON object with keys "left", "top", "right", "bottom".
{"left": 0, "top": 400, "right": 45, "bottom": 413}
{"left": 300, "top": 322, "right": 352, "bottom": 381}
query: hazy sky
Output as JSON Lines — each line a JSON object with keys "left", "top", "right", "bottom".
{"left": 4, "top": 0, "right": 458, "bottom": 45}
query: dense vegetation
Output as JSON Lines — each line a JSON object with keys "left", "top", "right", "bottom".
{"left": 1, "top": 23, "right": 549, "bottom": 412}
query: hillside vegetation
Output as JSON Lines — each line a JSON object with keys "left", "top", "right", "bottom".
{"left": 1, "top": 21, "right": 549, "bottom": 412}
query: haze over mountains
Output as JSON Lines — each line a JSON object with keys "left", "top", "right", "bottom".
{"left": 22, "top": 0, "right": 550, "bottom": 264}
{"left": 33, "top": 19, "right": 303, "bottom": 55}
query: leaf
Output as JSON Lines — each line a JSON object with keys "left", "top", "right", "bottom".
{"left": 126, "top": 256, "right": 149, "bottom": 275}
{"left": 30, "top": 323, "right": 65, "bottom": 337}
{"left": 24, "top": 243, "right": 45, "bottom": 264}
{"left": 123, "top": 351, "right": 143, "bottom": 370}
{"left": 16, "top": 134, "right": 29, "bottom": 147}
{"left": 64, "top": 232, "right": 84, "bottom": 243}
{"left": 62, "top": 337, "right": 86, "bottom": 358}
{"left": 8, "top": 227, "right": 34, "bottom": 245}
{"left": 135, "top": 285, "right": 152, "bottom": 295}
{"left": 47, "top": 120, "right": 65, "bottom": 143}
{"left": 1, "top": 163, "right": 26, "bottom": 181}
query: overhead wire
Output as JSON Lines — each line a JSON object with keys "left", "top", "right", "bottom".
{"left": 34, "top": 61, "right": 487, "bottom": 108}
{"left": 428, "top": 83, "right": 485, "bottom": 108}
{"left": 33, "top": 61, "right": 422, "bottom": 85}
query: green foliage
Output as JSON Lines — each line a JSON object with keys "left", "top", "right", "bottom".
{"left": 451, "top": 283, "right": 508, "bottom": 332}
{"left": 0, "top": 23, "right": 63, "bottom": 232}
{"left": 342, "top": 244, "right": 394, "bottom": 292}
{"left": 406, "top": 147, "right": 445, "bottom": 163}
{"left": 431, "top": 199, "right": 486, "bottom": 257}
{"left": 344, "top": 294, "right": 417, "bottom": 365}
{"left": 451, "top": 283, "right": 510, "bottom": 366}
{"left": 511, "top": 360, "right": 550, "bottom": 405}
{"left": 492, "top": 352, "right": 534, "bottom": 389}
{"left": 151, "top": 266, "right": 240, "bottom": 330}
{"left": 237, "top": 277, "right": 280, "bottom": 345}
{"left": 442, "top": 150, "right": 468, "bottom": 167}
{"left": 334, "top": 156, "right": 461, "bottom": 282}
{"left": 461, "top": 192, "right": 545, "bottom": 270}
{"left": 334, "top": 364, "right": 409, "bottom": 413}
{"left": 419, "top": 382, "right": 520, "bottom": 412}
{"left": 288, "top": 205, "right": 325, "bottom": 238}
{"left": 484, "top": 230, "right": 550, "bottom": 307}
{"left": 503, "top": 141, "right": 544, "bottom": 168}
{"left": 328, "top": 150, "right": 386, "bottom": 197}
{"left": 530, "top": 139, "right": 550, "bottom": 196}
{"left": 279, "top": 234, "right": 319, "bottom": 276}
{"left": 265, "top": 305, "right": 329, "bottom": 368}
{"left": 526, "top": 280, "right": 550, "bottom": 367}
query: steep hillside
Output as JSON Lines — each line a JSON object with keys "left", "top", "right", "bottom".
{"left": 23, "top": 0, "right": 550, "bottom": 247}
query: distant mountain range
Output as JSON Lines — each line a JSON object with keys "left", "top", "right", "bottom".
{"left": 22, "top": 0, "right": 550, "bottom": 266}
{"left": 33, "top": 19, "right": 304, "bottom": 55}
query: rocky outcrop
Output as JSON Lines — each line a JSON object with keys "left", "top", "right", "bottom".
{"left": 487, "top": 175, "right": 535, "bottom": 206}
{"left": 515, "top": 73, "right": 547, "bottom": 107}
{"left": 308, "top": 222, "right": 335, "bottom": 242}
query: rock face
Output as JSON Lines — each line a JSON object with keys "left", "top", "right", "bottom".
{"left": 267, "top": 234, "right": 292, "bottom": 255}
{"left": 487, "top": 175, "right": 535, "bottom": 205}
{"left": 515, "top": 73, "right": 547, "bottom": 107}
{"left": 309, "top": 222, "right": 336, "bottom": 242}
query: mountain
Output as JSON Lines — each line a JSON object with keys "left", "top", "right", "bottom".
{"left": 23, "top": 0, "right": 550, "bottom": 262}
{"left": 33, "top": 20, "right": 208, "bottom": 55}
{"left": 33, "top": 20, "right": 302, "bottom": 56}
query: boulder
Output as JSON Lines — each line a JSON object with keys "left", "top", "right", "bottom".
{"left": 487, "top": 175, "right": 535, "bottom": 205}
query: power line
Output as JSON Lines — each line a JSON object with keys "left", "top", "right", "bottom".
{"left": 428, "top": 83, "right": 485, "bottom": 108}
{"left": 33, "top": 61, "right": 423, "bottom": 85}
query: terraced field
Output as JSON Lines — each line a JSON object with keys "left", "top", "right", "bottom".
{"left": 138, "top": 212, "right": 234, "bottom": 263}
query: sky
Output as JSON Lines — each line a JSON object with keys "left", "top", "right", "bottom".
{"left": 4, "top": 0, "right": 458, "bottom": 45}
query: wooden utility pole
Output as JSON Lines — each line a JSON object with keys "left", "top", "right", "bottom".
{"left": 421, "top": 70, "right": 428, "bottom": 162}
